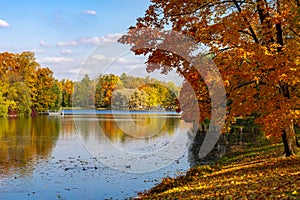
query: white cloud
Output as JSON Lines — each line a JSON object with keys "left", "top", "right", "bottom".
{"left": 79, "top": 34, "right": 122, "bottom": 45}
{"left": 40, "top": 56, "right": 75, "bottom": 64}
{"left": 92, "top": 54, "right": 107, "bottom": 61}
{"left": 39, "top": 40, "right": 51, "bottom": 48}
{"left": 56, "top": 33, "right": 123, "bottom": 48}
{"left": 57, "top": 40, "right": 78, "bottom": 47}
{"left": 84, "top": 10, "right": 97, "bottom": 15}
{"left": 102, "top": 33, "right": 123, "bottom": 43}
{"left": 80, "top": 37, "right": 102, "bottom": 45}
{"left": 69, "top": 68, "right": 90, "bottom": 75}
{"left": 114, "top": 57, "right": 137, "bottom": 65}
{"left": 89, "top": 55, "right": 142, "bottom": 66}
{"left": 0, "top": 19, "right": 10, "bottom": 27}
{"left": 61, "top": 49, "right": 73, "bottom": 54}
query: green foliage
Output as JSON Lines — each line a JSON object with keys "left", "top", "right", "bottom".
{"left": 73, "top": 74, "right": 95, "bottom": 108}
{"left": 49, "top": 80, "right": 62, "bottom": 110}
{"left": 111, "top": 88, "right": 132, "bottom": 109}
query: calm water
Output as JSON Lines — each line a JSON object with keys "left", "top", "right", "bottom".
{"left": 0, "top": 112, "right": 193, "bottom": 199}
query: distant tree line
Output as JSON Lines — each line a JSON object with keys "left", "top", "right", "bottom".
{"left": 73, "top": 73, "right": 180, "bottom": 110}
{"left": 0, "top": 52, "right": 180, "bottom": 117}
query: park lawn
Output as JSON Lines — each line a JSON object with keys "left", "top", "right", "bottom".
{"left": 137, "top": 143, "right": 300, "bottom": 199}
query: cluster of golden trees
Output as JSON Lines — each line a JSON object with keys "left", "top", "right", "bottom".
{"left": 0, "top": 52, "right": 62, "bottom": 116}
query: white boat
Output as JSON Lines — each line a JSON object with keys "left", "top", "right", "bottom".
{"left": 47, "top": 111, "right": 63, "bottom": 116}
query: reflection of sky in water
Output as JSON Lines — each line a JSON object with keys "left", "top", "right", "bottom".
{"left": 74, "top": 114, "right": 191, "bottom": 173}
{"left": 0, "top": 115, "right": 193, "bottom": 199}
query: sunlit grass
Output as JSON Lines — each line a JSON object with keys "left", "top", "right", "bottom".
{"left": 138, "top": 139, "right": 300, "bottom": 199}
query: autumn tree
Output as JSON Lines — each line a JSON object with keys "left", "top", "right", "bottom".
{"left": 139, "top": 83, "right": 179, "bottom": 110}
{"left": 95, "top": 74, "right": 122, "bottom": 108}
{"left": 129, "top": 89, "right": 148, "bottom": 109}
{"left": 14, "top": 52, "right": 40, "bottom": 104}
{"left": 119, "top": 0, "right": 300, "bottom": 156}
{"left": 0, "top": 52, "right": 41, "bottom": 116}
{"left": 61, "top": 79, "right": 74, "bottom": 107}
{"left": 33, "top": 67, "right": 58, "bottom": 112}
{"left": 140, "top": 85, "right": 160, "bottom": 109}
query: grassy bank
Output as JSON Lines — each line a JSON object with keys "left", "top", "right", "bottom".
{"left": 137, "top": 142, "right": 300, "bottom": 199}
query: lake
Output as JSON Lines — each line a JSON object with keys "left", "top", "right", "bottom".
{"left": 0, "top": 111, "right": 194, "bottom": 199}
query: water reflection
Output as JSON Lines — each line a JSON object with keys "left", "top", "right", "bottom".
{"left": 98, "top": 114, "right": 180, "bottom": 141}
{"left": 71, "top": 114, "right": 181, "bottom": 142}
{"left": 73, "top": 114, "right": 185, "bottom": 173}
{"left": 0, "top": 116, "right": 60, "bottom": 177}
{"left": 187, "top": 125, "right": 227, "bottom": 168}
{"left": 0, "top": 114, "right": 184, "bottom": 175}
{"left": 0, "top": 114, "right": 192, "bottom": 199}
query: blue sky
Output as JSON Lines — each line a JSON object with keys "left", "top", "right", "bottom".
{"left": 0, "top": 0, "right": 180, "bottom": 82}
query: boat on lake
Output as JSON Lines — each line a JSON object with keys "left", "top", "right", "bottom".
{"left": 47, "top": 110, "right": 63, "bottom": 116}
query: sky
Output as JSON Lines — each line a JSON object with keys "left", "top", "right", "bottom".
{"left": 0, "top": 0, "right": 183, "bottom": 83}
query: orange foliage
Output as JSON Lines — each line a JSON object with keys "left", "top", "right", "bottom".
{"left": 119, "top": 0, "right": 300, "bottom": 141}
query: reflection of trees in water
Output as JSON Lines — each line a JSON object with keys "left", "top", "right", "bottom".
{"left": 59, "top": 116, "right": 76, "bottom": 138}
{"left": 74, "top": 117, "right": 100, "bottom": 141}
{"left": 188, "top": 120, "right": 263, "bottom": 168}
{"left": 187, "top": 124, "right": 227, "bottom": 168}
{"left": 98, "top": 114, "right": 181, "bottom": 142}
{"left": 0, "top": 116, "right": 60, "bottom": 177}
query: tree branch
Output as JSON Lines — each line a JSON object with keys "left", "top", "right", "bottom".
{"left": 203, "top": 47, "right": 234, "bottom": 58}
{"left": 275, "top": 0, "right": 284, "bottom": 51}
{"left": 289, "top": 27, "right": 300, "bottom": 38}
{"left": 233, "top": 0, "right": 260, "bottom": 43}
{"left": 233, "top": 80, "right": 257, "bottom": 90}
{"left": 167, "top": 0, "right": 246, "bottom": 17}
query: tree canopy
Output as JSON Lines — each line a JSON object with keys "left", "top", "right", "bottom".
{"left": 0, "top": 52, "right": 61, "bottom": 116}
{"left": 119, "top": 0, "right": 300, "bottom": 156}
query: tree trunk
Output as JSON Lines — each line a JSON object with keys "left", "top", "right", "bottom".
{"left": 281, "top": 121, "right": 299, "bottom": 157}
